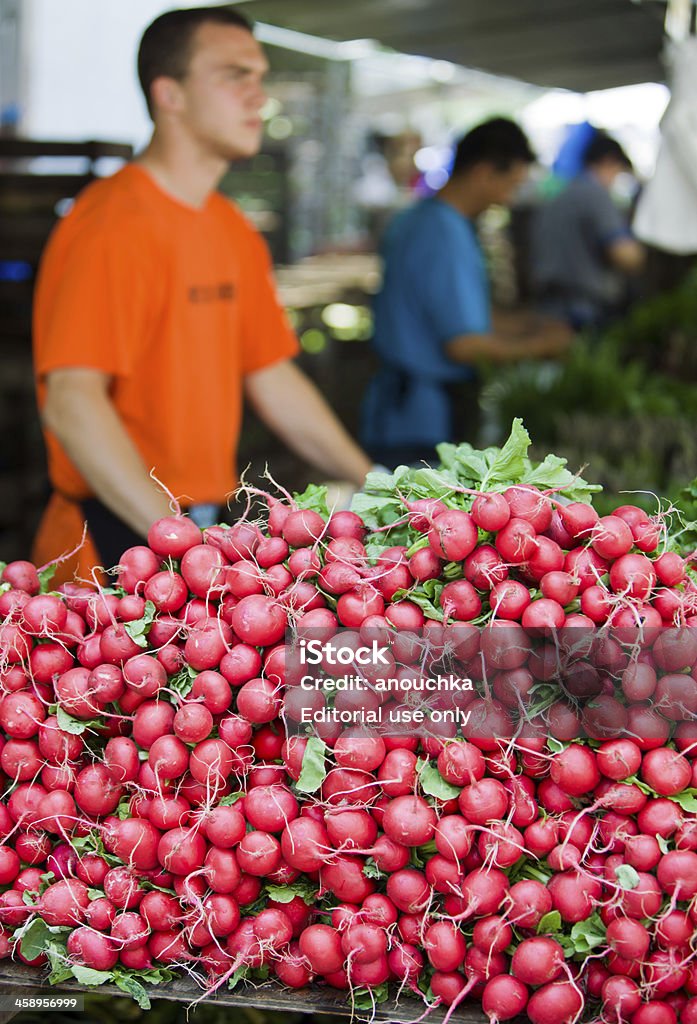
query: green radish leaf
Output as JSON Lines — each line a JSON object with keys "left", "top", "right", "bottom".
{"left": 124, "top": 601, "right": 157, "bottom": 648}
{"left": 113, "top": 973, "right": 151, "bottom": 1009}
{"left": 169, "top": 664, "right": 197, "bottom": 699}
{"left": 115, "top": 798, "right": 132, "bottom": 821}
{"left": 218, "top": 792, "right": 246, "bottom": 807}
{"left": 18, "top": 919, "right": 52, "bottom": 961}
{"left": 228, "top": 965, "right": 250, "bottom": 990}
{"left": 39, "top": 564, "right": 58, "bottom": 593}
{"left": 404, "top": 587, "right": 444, "bottom": 622}
{"left": 624, "top": 774, "right": 655, "bottom": 796}
{"left": 656, "top": 835, "right": 671, "bottom": 855}
{"left": 266, "top": 880, "right": 318, "bottom": 905}
{"left": 296, "top": 737, "right": 327, "bottom": 794}
{"left": 133, "top": 967, "right": 174, "bottom": 985}
{"left": 293, "top": 483, "right": 329, "bottom": 518}
{"left": 352, "top": 983, "right": 390, "bottom": 1010}
{"left": 363, "top": 859, "right": 382, "bottom": 880}
{"left": 568, "top": 913, "right": 606, "bottom": 954}
{"left": 56, "top": 706, "right": 89, "bottom": 735}
{"left": 537, "top": 911, "right": 562, "bottom": 934}
{"left": 668, "top": 788, "right": 697, "bottom": 813}
{"left": 70, "top": 965, "right": 114, "bottom": 986}
{"left": 547, "top": 736, "right": 566, "bottom": 753}
{"left": 417, "top": 760, "right": 461, "bottom": 800}
{"left": 614, "top": 864, "right": 641, "bottom": 891}
{"left": 480, "top": 418, "right": 531, "bottom": 488}
{"left": 350, "top": 490, "right": 402, "bottom": 532}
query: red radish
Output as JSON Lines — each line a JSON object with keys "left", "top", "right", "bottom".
{"left": 408, "top": 546, "right": 443, "bottom": 581}
{"left": 299, "top": 924, "right": 343, "bottom": 975}
{"left": 22, "top": 594, "right": 67, "bottom": 636}
{"left": 67, "top": 927, "right": 118, "bottom": 971}
{"left": 610, "top": 553, "right": 656, "bottom": 600}
{"left": 522, "top": 598, "right": 565, "bottom": 630}
{"left": 428, "top": 510, "right": 478, "bottom": 561}
{"left": 511, "top": 936, "right": 565, "bottom": 987}
{"left": 440, "top": 579, "right": 482, "bottom": 622}
{"left": 423, "top": 920, "right": 466, "bottom": 972}
{"left": 336, "top": 586, "right": 384, "bottom": 626}
{"left": 40, "top": 879, "right": 90, "bottom": 926}
{"left": 386, "top": 869, "right": 430, "bottom": 914}
{"left": 464, "top": 545, "right": 508, "bottom": 589}
{"left": 490, "top": 580, "right": 531, "bottom": 620}
{"left": 147, "top": 516, "right": 201, "bottom": 558}
{"left": 504, "top": 486, "right": 552, "bottom": 531}
{"left": 327, "top": 510, "right": 366, "bottom": 540}
{"left": 657, "top": 849, "right": 697, "bottom": 900}
{"left": 2, "top": 560, "right": 40, "bottom": 594}
{"left": 180, "top": 544, "right": 228, "bottom": 599}
{"left": 654, "top": 551, "right": 685, "bottom": 587}
{"left": 526, "top": 981, "right": 584, "bottom": 1024}
{"left": 471, "top": 492, "right": 510, "bottom": 532}
{"left": 382, "top": 795, "right": 437, "bottom": 847}
{"left": 641, "top": 747, "right": 691, "bottom": 795}
{"left": 282, "top": 509, "right": 326, "bottom": 548}
{"left": 550, "top": 744, "right": 600, "bottom": 796}
{"left": 482, "top": 975, "right": 529, "bottom": 1021}
{"left": 231, "top": 594, "right": 287, "bottom": 646}
{"left": 495, "top": 518, "right": 538, "bottom": 563}
{"left": 117, "top": 545, "right": 160, "bottom": 592}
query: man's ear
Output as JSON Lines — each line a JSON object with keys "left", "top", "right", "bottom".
{"left": 150, "top": 76, "right": 185, "bottom": 116}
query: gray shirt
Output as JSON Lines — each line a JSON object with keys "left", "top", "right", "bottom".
{"left": 529, "top": 174, "right": 631, "bottom": 326}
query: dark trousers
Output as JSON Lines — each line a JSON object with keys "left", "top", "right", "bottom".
{"left": 366, "top": 378, "right": 481, "bottom": 471}
{"left": 80, "top": 499, "right": 144, "bottom": 569}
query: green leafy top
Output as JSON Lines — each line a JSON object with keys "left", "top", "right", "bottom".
{"left": 124, "top": 600, "right": 157, "bottom": 648}
{"left": 417, "top": 758, "right": 461, "bottom": 800}
{"left": 295, "top": 736, "right": 327, "bottom": 794}
{"left": 352, "top": 418, "right": 600, "bottom": 534}
{"left": 293, "top": 483, "right": 329, "bottom": 517}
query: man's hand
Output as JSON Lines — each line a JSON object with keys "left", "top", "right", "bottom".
{"left": 42, "top": 369, "right": 173, "bottom": 537}
{"left": 446, "top": 317, "right": 574, "bottom": 365}
{"left": 521, "top": 318, "right": 574, "bottom": 358}
{"left": 244, "top": 360, "right": 372, "bottom": 488}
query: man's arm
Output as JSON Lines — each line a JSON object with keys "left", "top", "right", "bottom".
{"left": 445, "top": 317, "right": 573, "bottom": 365}
{"left": 42, "top": 368, "right": 173, "bottom": 537}
{"left": 607, "top": 237, "right": 645, "bottom": 275}
{"left": 244, "top": 360, "right": 372, "bottom": 488}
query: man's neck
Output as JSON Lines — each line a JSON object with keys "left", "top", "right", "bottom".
{"left": 437, "top": 177, "right": 484, "bottom": 219}
{"left": 136, "top": 133, "right": 229, "bottom": 210}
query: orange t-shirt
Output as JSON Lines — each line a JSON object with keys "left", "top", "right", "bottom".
{"left": 33, "top": 162, "right": 299, "bottom": 505}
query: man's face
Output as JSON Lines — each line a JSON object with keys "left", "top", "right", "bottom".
{"left": 172, "top": 23, "right": 269, "bottom": 161}
{"left": 485, "top": 161, "right": 530, "bottom": 208}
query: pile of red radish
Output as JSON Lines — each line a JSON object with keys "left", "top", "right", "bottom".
{"left": 0, "top": 464, "right": 696, "bottom": 1024}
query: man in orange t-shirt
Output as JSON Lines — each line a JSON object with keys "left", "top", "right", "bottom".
{"left": 33, "top": 6, "right": 372, "bottom": 581}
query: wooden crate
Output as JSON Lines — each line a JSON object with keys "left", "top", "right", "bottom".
{"left": 0, "top": 962, "right": 486, "bottom": 1023}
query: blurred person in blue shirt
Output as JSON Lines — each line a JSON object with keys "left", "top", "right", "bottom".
{"left": 361, "top": 118, "right": 571, "bottom": 469}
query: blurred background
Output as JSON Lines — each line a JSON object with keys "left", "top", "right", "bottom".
{"left": 0, "top": 0, "right": 695, "bottom": 559}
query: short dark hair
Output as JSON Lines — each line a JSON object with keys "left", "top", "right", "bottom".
{"left": 582, "top": 132, "right": 633, "bottom": 172}
{"left": 138, "top": 6, "right": 253, "bottom": 118}
{"left": 451, "top": 117, "right": 535, "bottom": 176}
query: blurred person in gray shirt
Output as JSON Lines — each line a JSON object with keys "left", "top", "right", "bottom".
{"left": 530, "top": 133, "right": 645, "bottom": 331}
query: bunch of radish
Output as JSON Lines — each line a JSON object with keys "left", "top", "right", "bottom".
{"left": 0, "top": 425, "right": 696, "bottom": 1023}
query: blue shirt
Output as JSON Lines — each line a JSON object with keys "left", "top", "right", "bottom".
{"left": 372, "top": 196, "right": 491, "bottom": 383}
{"left": 360, "top": 197, "right": 490, "bottom": 452}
